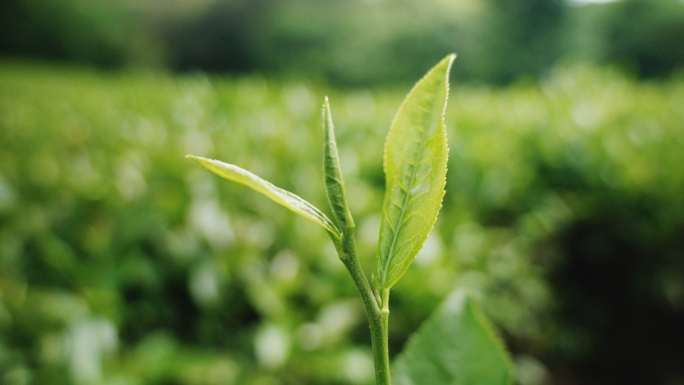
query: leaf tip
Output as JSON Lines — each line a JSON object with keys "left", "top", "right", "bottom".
{"left": 323, "top": 96, "right": 333, "bottom": 117}
{"left": 322, "top": 96, "right": 332, "bottom": 125}
{"left": 186, "top": 154, "right": 207, "bottom": 165}
{"left": 441, "top": 53, "right": 456, "bottom": 77}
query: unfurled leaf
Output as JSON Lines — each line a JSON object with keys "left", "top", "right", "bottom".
{"left": 322, "top": 97, "right": 354, "bottom": 235}
{"left": 376, "top": 54, "right": 454, "bottom": 290}
{"left": 392, "top": 290, "right": 513, "bottom": 385}
{"left": 186, "top": 155, "right": 340, "bottom": 240}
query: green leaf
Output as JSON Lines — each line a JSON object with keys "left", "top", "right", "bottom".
{"left": 392, "top": 290, "right": 513, "bottom": 385}
{"left": 186, "top": 155, "right": 340, "bottom": 240}
{"left": 376, "top": 54, "right": 454, "bottom": 290}
{"left": 322, "top": 97, "right": 354, "bottom": 235}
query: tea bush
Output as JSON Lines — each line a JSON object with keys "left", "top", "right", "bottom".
{"left": 1, "top": 60, "right": 683, "bottom": 384}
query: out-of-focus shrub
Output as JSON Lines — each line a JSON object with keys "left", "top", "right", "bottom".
{"left": 444, "top": 66, "right": 684, "bottom": 385}
{"left": 1, "top": 61, "right": 683, "bottom": 384}
{"left": 569, "top": 0, "right": 684, "bottom": 78}
{"left": 165, "top": 0, "right": 481, "bottom": 86}
{"left": 3, "top": 0, "right": 684, "bottom": 86}
{"left": 1, "top": 0, "right": 572, "bottom": 85}
{"left": 477, "top": 0, "right": 567, "bottom": 84}
{"left": 0, "top": 0, "right": 135, "bottom": 68}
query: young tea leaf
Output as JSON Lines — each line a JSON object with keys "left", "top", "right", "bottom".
{"left": 376, "top": 54, "right": 454, "bottom": 290}
{"left": 322, "top": 97, "right": 355, "bottom": 236}
{"left": 392, "top": 290, "right": 513, "bottom": 385}
{"left": 186, "top": 155, "right": 341, "bottom": 240}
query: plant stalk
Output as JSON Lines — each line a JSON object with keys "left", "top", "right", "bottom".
{"left": 334, "top": 230, "right": 391, "bottom": 385}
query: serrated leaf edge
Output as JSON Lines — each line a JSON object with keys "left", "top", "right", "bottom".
{"left": 377, "top": 54, "right": 455, "bottom": 289}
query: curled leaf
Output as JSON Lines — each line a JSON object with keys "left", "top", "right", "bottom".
{"left": 186, "top": 155, "right": 340, "bottom": 240}
{"left": 322, "top": 96, "right": 355, "bottom": 235}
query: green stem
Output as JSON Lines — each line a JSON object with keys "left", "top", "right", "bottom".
{"left": 334, "top": 231, "right": 391, "bottom": 385}
{"left": 371, "top": 290, "right": 390, "bottom": 385}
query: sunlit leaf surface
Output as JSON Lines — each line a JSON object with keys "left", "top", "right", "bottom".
{"left": 376, "top": 54, "right": 454, "bottom": 289}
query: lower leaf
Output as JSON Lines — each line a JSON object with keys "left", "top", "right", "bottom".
{"left": 392, "top": 290, "right": 513, "bottom": 385}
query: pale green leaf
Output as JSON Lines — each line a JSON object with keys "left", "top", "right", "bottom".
{"left": 322, "top": 96, "right": 354, "bottom": 235}
{"left": 393, "top": 290, "right": 513, "bottom": 385}
{"left": 376, "top": 54, "right": 454, "bottom": 289}
{"left": 186, "top": 155, "right": 340, "bottom": 240}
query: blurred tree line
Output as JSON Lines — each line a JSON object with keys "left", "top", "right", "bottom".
{"left": 1, "top": 0, "right": 684, "bottom": 85}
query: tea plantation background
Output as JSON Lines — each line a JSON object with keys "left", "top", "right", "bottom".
{"left": 2, "top": 0, "right": 684, "bottom": 385}
{"left": 2, "top": 61, "right": 684, "bottom": 385}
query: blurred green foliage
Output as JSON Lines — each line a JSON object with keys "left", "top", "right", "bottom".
{"left": 477, "top": 0, "right": 567, "bottom": 84}
{"left": 1, "top": 60, "right": 684, "bottom": 384}
{"left": 568, "top": 0, "right": 684, "bottom": 79}
{"left": 0, "top": 0, "right": 136, "bottom": 68}
{"left": 2, "top": 0, "right": 683, "bottom": 85}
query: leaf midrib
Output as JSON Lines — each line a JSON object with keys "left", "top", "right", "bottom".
{"left": 381, "top": 94, "right": 443, "bottom": 288}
